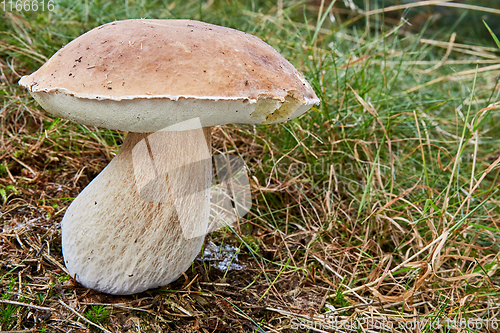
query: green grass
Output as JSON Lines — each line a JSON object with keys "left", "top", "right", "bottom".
{"left": 0, "top": 304, "right": 17, "bottom": 330}
{"left": 85, "top": 305, "right": 110, "bottom": 326}
{"left": 1, "top": 0, "right": 500, "bottom": 332}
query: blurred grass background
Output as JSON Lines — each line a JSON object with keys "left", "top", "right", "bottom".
{"left": 1, "top": 0, "right": 500, "bottom": 332}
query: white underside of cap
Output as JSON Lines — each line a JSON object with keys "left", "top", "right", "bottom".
{"left": 31, "top": 91, "right": 316, "bottom": 132}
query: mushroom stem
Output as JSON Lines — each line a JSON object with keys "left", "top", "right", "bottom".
{"left": 61, "top": 127, "right": 212, "bottom": 295}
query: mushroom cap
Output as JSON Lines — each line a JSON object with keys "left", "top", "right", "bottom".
{"left": 19, "top": 19, "right": 319, "bottom": 132}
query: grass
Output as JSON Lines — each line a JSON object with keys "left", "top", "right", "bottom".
{"left": 1, "top": 0, "right": 500, "bottom": 332}
{"left": 0, "top": 304, "right": 17, "bottom": 330}
{"left": 85, "top": 305, "right": 110, "bottom": 326}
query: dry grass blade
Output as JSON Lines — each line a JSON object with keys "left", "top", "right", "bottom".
{"left": 405, "top": 64, "right": 500, "bottom": 93}
{"left": 422, "top": 33, "right": 456, "bottom": 73}
{"left": 365, "top": 0, "right": 500, "bottom": 16}
{"left": 420, "top": 38, "right": 500, "bottom": 58}
{"left": 348, "top": 232, "right": 450, "bottom": 294}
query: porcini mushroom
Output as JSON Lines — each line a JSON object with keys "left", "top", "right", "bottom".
{"left": 19, "top": 19, "right": 319, "bottom": 295}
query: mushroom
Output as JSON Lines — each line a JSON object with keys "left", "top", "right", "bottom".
{"left": 18, "top": 19, "right": 319, "bottom": 295}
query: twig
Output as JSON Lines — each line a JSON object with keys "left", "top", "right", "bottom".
{"left": 312, "top": 255, "right": 344, "bottom": 280}
{"left": 58, "top": 299, "right": 112, "bottom": 333}
{"left": 0, "top": 299, "right": 55, "bottom": 312}
{"left": 11, "top": 156, "right": 37, "bottom": 177}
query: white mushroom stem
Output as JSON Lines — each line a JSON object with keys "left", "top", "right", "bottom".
{"left": 61, "top": 127, "right": 212, "bottom": 295}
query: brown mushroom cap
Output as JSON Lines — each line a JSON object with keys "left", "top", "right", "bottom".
{"left": 19, "top": 19, "right": 319, "bottom": 132}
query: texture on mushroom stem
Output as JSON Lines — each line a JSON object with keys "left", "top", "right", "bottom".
{"left": 62, "top": 127, "right": 212, "bottom": 295}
